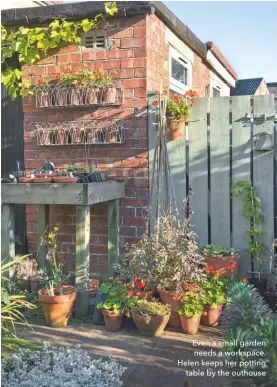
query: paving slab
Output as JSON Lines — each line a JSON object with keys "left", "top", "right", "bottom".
{"left": 18, "top": 318, "right": 226, "bottom": 387}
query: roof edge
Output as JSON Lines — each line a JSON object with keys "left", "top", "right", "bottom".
{"left": 206, "top": 41, "right": 238, "bottom": 80}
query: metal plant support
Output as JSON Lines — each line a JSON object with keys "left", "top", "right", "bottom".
{"left": 34, "top": 83, "right": 123, "bottom": 108}
{"left": 35, "top": 120, "right": 125, "bottom": 146}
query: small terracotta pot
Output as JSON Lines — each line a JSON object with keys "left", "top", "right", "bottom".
{"left": 158, "top": 289, "right": 181, "bottom": 328}
{"left": 201, "top": 305, "right": 222, "bottom": 327}
{"left": 88, "top": 279, "right": 99, "bottom": 296}
{"left": 70, "top": 89, "right": 81, "bottom": 106}
{"left": 180, "top": 314, "right": 201, "bottom": 335}
{"left": 102, "top": 309, "right": 125, "bottom": 332}
{"left": 132, "top": 313, "right": 170, "bottom": 337}
{"left": 35, "top": 173, "right": 57, "bottom": 178}
{"left": 38, "top": 90, "right": 51, "bottom": 107}
{"left": 38, "top": 285, "right": 76, "bottom": 328}
{"left": 134, "top": 290, "right": 155, "bottom": 300}
{"left": 166, "top": 117, "right": 186, "bottom": 141}
{"left": 86, "top": 88, "right": 98, "bottom": 104}
{"left": 19, "top": 177, "right": 33, "bottom": 183}
{"left": 204, "top": 254, "right": 240, "bottom": 277}
{"left": 106, "top": 87, "right": 117, "bottom": 104}
{"left": 53, "top": 177, "right": 78, "bottom": 183}
{"left": 55, "top": 89, "right": 67, "bottom": 106}
{"left": 33, "top": 176, "right": 53, "bottom": 183}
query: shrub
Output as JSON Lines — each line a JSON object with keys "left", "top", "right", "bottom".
{"left": 176, "top": 293, "right": 204, "bottom": 317}
{"left": 131, "top": 301, "right": 171, "bottom": 324}
{"left": 2, "top": 343, "right": 126, "bottom": 387}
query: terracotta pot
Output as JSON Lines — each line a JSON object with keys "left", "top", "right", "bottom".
{"left": 166, "top": 117, "right": 186, "bottom": 141}
{"left": 56, "top": 130, "right": 65, "bottom": 145}
{"left": 35, "top": 173, "right": 57, "bottom": 178}
{"left": 102, "top": 309, "right": 125, "bottom": 332}
{"left": 38, "top": 90, "right": 51, "bottom": 107}
{"left": 134, "top": 290, "right": 155, "bottom": 300}
{"left": 53, "top": 177, "right": 78, "bottom": 183}
{"left": 204, "top": 254, "right": 240, "bottom": 277}
{"left": 180, "top": 314, "right": 201, "bottom": 335}
{"left": 132, "top": 313, "right": 170, "bottom": 337}
{"left": 86, "top": 88, "right": 98, "bottom": 104}
{"left": 19, "top": 177, "right": 33, "bottom": 183}
{"left": 33, "top": 176, "right": 53, "bottom": 183}
{"left": 55, "top": 89, "right": 67, "bottom": 106}
{"left": 158, "top": 289, "right": 181, "bottom": 328}
{"left": 38, "top": 285, "right": 76, "bottom": 328}
{"left": 70, "top": 89, "right": 81, "bottom": 106}
{"left": 201, "top": 305, "right": 222, "bottom": 327}
{"left": 106, "top": 87, "right": 117, "bottom": 104}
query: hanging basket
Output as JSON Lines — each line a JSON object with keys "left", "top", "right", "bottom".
{"left": 166, "top": 117, "right": 186, "bottom": 140}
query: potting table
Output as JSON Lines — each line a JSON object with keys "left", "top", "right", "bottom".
{"left": 1, "top": 181, "right": 125, "bottom": 318}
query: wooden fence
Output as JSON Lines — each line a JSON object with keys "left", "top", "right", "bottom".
{"left": 148, "top": 94, "right": 277, "bottom": 276}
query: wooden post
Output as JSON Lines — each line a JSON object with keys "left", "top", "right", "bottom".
{"left": 1, "top": 204, "right": 15, "bottom": 278}
{"left": 108, "top": 199, "right": 120, "bottom": 275}
{"left": 37, "top": 204, "right": 49, "bottom": 268}
{"left": 75, "top": 205, "right": 90, "bottom": 319}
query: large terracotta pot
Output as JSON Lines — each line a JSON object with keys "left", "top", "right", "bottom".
{"left": 132, "top": 313, "right": 170, "bottom": 337}
{"left": 158, "top": 289, "right": 181, "bottom": 328}
{"left": 38, "top": 285, "right": 76, "bottom": 328}
{"left": 166, "top": 117, "right": 186, "bottom": 141}
{"left": 102, "top": 309, "right": 125, "bottom": 332}
{"left": 201, "top": 305, "right": 222, "bottom": 327}
{"left": 180, "top": 314, "right": 201, "bottom": 335}
{"left": 204, "top": 254, "right": 240, "bottom": 277}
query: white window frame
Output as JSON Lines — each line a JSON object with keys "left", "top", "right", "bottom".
{"left": 169, "top": 45, "right": 192, "bottom": 94}
{"left": 212, "top": 86, "right": 221, "bottom": 98}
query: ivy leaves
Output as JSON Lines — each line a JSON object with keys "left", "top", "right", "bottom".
{"left": 1, "top": 1, "right": 118, "bottom": 100}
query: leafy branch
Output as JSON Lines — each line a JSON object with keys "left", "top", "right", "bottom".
{"left": 231, "top": 180, "right": 265, "bottom": 268}
{"left": 1, "top": 1, "right": 117, "bottom": 100}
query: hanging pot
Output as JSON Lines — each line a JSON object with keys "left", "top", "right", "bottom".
{"left": 37, "top": 90, "right": 51, "bottom": 108}
{"left": 166, "top": 117, "right": 186, "bottom": 141}
{"left": 55, "top": 89, "right": 67, "bottom": 106}
{"left": 106, "top": 87, "right": 117, "bottom": 104}
{"left": 86, "top": 88, "right": 98, "bottom": 105}
{"left": 70, "top": 88, "right": 82, "bottom": 106}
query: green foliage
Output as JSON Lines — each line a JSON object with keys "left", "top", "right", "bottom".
{"left": 1, "top": 2, "right": 118, "bottom": 100}
{"left": 231, "top": 181, "right": 265, "bottom": 268}
{"left": 176, "top": 293, "right": 204, "bottom": 317}
{"left": 131, "top": 300, "right": 171, "bottom": 324}
{"left": 202, "top": 277, "right": 226, "bottom": 309}
{"left": 97, "top": 281, "right": 136, "bottom": 315}
{"left": 1, "top": 256, "right": 41, "bottom": 356}
{"left": 200, "top": 244, "right": 239, "bottom": 257}
{"left": 117, "top": 214, "right": 207, "bottom": 292}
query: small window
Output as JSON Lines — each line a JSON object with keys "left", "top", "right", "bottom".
{"left": 213, "top": 87, "right": 221, "bottom": 98}
{"left": 82, "top": 31, "right": 107, "bottom": 49}
{"left": 169, "top": 46, "right": 192, "bottom": 94}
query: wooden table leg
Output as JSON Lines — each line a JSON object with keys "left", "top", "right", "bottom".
{"left": 37, "top": 204, "right": 49, "bottom": 268}
{"left": 108, "top": 199, "right": 120, "bottom": 275}
{"left": 1, "top": 204, "right": 15, "bottom": 278}
{"left": 75, "top": 205, "right": 90, "bottom": 319}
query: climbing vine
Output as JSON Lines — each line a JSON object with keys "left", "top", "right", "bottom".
{"left": 1, "top": 1, "right": 117, "bottom": 100}
{"left": 231, "top": 180, "right": 265, "bottom": 269}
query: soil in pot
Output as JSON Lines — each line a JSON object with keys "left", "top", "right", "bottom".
{"left": 201, "top": 305, "right": 222, "bottom": 327}
{"left": 38, "top": 285, "right": 76, "bottom": 328}
{"left": 102, "top": 309, "right": 125, "bottom": 332}
{"left": 132, "top": 313, "right": 170, "bottom": 337}
{"left": 158, "top": 289, "right": 181, "bottom": 328}
{"left": 180, "top": 315, "right": 201, "bottom": 335}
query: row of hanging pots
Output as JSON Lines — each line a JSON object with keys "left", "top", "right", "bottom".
{"left": 37, "top": 87, "right": 118, "bottom": 108}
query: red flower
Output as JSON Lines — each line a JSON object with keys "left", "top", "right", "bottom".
{"left": 205, "top": 265, "right": 215, "bottom": 273}
{"left": 191, "top": 99, "right": 196, "bottom": 105}
{"left": 128, "top": 290, "right": 134, "bottom": 296}
{"left": 241, "top": 278, "right": 248, "bottom": 283}
{"left": 134, "top": 277, "right": 145, "bottom": 289}
{"left": 214, "top": 270, "right": 222, "bottom": 278}
{"left": 227, "top": 263, "right": 236, "bottom": 271}
{"left": 152, "top": 100, "right": 158, "bottom": 106}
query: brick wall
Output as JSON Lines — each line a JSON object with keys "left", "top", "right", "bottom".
{"left": 192, "top": 55, "right": 210, "bottom": 97}
{"left": 23, "top": 15, "right": 149, "bottom": 275}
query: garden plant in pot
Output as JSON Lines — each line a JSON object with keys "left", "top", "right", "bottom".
{"left": 176, "top": 293, "right": 204, "bottom": 335}
{"left": 37, "top": 226, "right": 76, "bottom": 328}
{"left": 117, "top": 214, "right": 207, "bottom": 328}
{"left": 93, "top": 69, "right": 115, "bottom": 104}
{"left": 200, "top": 244, "right": 240, "bottom": 277}
{"left": 131, "top": 300, "right": 171, "bottom": 337}
{"left": 202, "top": 266, "right": 226, "bottom": 327}
{"left": 97, "top": 281, "right": 128, "bottom": 332}
{"left": 36, "top": 76, "right": 53, "bottom": 107}
{"left": 165, "top": 90, "right": 198, "bottom": 141}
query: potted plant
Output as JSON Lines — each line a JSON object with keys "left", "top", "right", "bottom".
{"left": 96, "top": 281, "right": 128, "bottom": 332}
{"left": 36, "top": 76, "right": 53, "bottom": 107}
{"left": 59, "top": 73, "right": 82, "bottom": 106}
{"left": 93, "top": 69, "right": 114, "bottom": 103}
{"left": 165, "top": 90, "right": 198, "bottom": 140}
{"left": 200, "top": 244, "right": 240, "bottom": 277}
{"left": 176, "top": 293, "right": 204, "bottom": 334}
{"left": 37, "top": 226, "right": 75, "bottom": 328}
{"left": 202, "top": 267, "right": 226, "bottom": 327}
{"left": 131, "top": 300, "right": 171, "bottom": 337}
{"left": 117, "top": 214, "right": 207, "bottom": 328}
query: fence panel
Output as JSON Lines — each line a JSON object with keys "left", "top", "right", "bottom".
{"left": 210, "top": 97, "right": 231, "bottom": 247}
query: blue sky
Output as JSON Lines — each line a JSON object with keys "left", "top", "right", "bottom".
{"left": 164, "top": 1, "right": 277, "bottom": 82}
